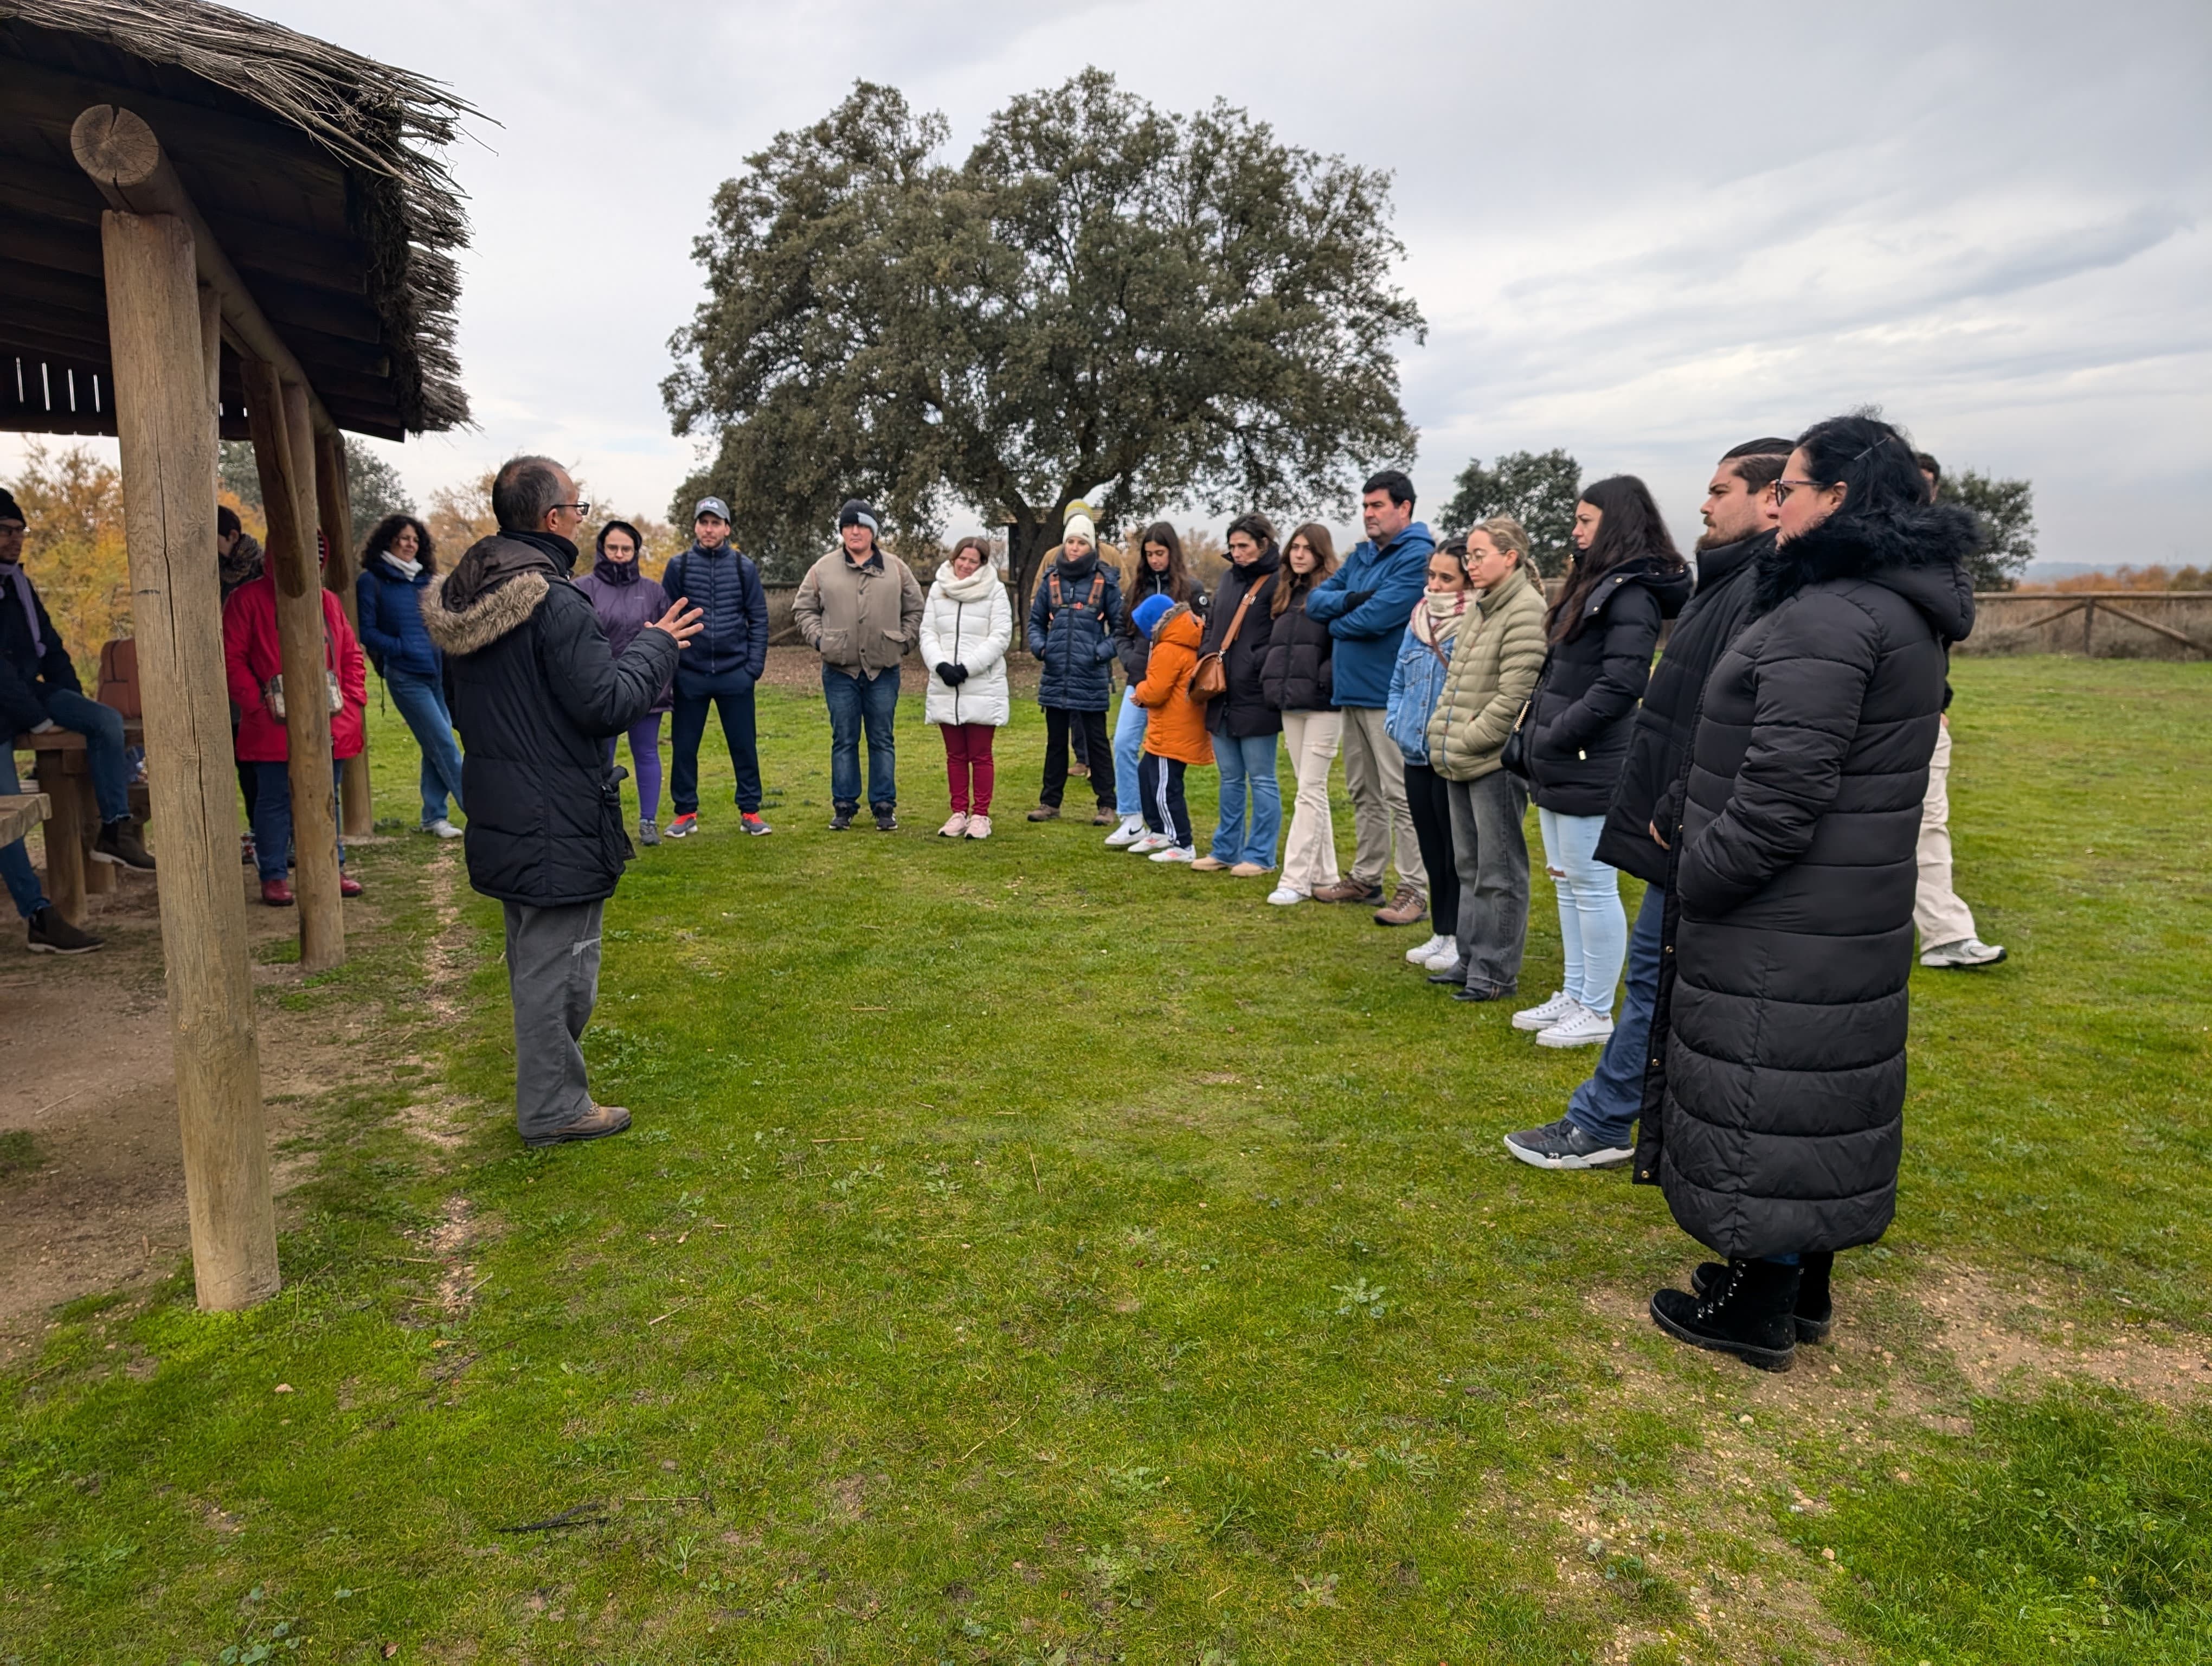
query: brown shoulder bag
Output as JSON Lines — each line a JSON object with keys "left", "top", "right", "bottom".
{"left": 1190, "top": 580, "right": 1262, "bottom": 701}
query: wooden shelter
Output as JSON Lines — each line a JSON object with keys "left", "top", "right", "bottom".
{"left": 1, "top": 0, "right": 473, "bottom": 1309}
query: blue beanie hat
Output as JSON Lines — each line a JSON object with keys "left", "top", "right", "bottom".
{"left": 1131, "top": 593, "right": 1176, "bottom": 639}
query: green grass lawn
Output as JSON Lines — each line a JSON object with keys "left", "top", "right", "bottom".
{"left": 4, "top": 657, "right": 2209, "bottom": 1665}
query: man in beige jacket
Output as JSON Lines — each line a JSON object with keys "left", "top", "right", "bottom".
{"left": 793, "top": 499, "right": 925, "bottom": 830}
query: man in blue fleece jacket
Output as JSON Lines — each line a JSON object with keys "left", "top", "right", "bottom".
{"left": 1303, "top": 470, "right": 1434, "bottom": 925}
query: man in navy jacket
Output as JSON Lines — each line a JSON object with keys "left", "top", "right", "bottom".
{"left": 659, "top": 497, "right": 771, "bottom": 838}
{"left": 1303, "top": 470, "right": 1434, "bottom": 925}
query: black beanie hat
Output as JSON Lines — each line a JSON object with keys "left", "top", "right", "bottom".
{"left": 0, "top": 486, "right": 22, "bottom": 527}
{"left": 836, "top": 499, "right": 880, "bottom": 534}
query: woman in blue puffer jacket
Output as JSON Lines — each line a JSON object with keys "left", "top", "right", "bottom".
{"left": 356, "top": 514, "right": 465, "bottom": 836}
{"left": 1384, "top": 535, "right": 1477, "bottom": 972}
{"left": 1023, "top": 511, "right": 1123, "bottom": 823}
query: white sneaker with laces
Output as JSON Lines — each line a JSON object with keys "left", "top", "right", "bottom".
{"left": 1422, "top": 935, "right": 1460, "bottom": 973}
{"left": 937, "top": 812, "right": 971, "bottom": 838}
{"left": 422, "top": 818, "right": 463, "bottom": 840}
{"left": 1266, "top": 886, "right": 1307, "bottom": 906}
{"left": 1149, "top": 844, "right": 1197, "bottom": 863}
{"left": 1405, "top": 932, "right": 1446, "bottom": 966}
{"left": 1127, "top": 832, "right": 1171, "bottom": 854}
{"left": 1536, "top": 1004, "right": 1615, "bottom": 1048}
{"left": 1512, "top": 990, "right": 1579, "bottom": 1033}
{"left": 1920, "top": 937, "right": 2007, "bottom": 968}
{"left": 1103, "top": 815, "right": 1146, "bottom": 847}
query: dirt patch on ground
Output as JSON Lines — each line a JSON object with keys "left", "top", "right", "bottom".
{"left": 1917, "top": 1260, "right": 2212, "bottom": 1405}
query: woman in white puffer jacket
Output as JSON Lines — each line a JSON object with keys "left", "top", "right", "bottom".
{"left": 919, "top": 536, "right": 1015, "bottom": 839}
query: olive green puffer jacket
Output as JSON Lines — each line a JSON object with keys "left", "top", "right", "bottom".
{"left": 1425, "top": 567, "right": 1549, "bottom": 781}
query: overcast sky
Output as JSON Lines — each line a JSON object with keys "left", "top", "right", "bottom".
{"left": 15, "top": 1, "right": 2210, "bottom": 565}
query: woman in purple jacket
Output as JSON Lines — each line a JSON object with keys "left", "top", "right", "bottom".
{"left": 575, "top": 521, "right": 674, "bottom": 844}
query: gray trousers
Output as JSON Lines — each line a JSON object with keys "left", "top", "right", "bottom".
{"left": 1446, "top": 770, "right": 1531, "bottom": 993}
{"left": 502, "top": 898, "right": 604, "bottom": 1139}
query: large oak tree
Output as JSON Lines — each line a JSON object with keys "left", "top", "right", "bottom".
{"left": 663, "top": 71, "right": 1424, "bottom": 593}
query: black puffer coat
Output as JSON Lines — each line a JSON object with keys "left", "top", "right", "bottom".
{"left": 1259, "top": 589, "right": 1333, "bottom": 713}
{"left": 1634, "top": 504, "right": 1978, "bottom": 1259}
{"left": 1594, "top": 533, "right": 1769, "bottom": 886}
{"left": 1525, "top": 556, "right": 1692, "bottom": 816}
{"left": 426, "top": 539, "right": 679, "bottom": 907}
{"left": 1200, "top": 551, "right": 1281, "bottom": 739}
{"left": 1116, "top": 568, "right": 1207, "bottom": 684}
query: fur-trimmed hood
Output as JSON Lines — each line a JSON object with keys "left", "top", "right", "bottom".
{"left": 1754, "top": 503, "right": 1979, "bottom": 643}
{"left": 421, "top": 570, "right": 551, "bottom": 656}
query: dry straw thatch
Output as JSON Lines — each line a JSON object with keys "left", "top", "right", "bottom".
{"left": 1, "top": 0, "right": 480, "bottom": 432}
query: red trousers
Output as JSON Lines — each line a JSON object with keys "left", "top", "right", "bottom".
{"left": 942, "top": 722, "right": 996, "bottom": 814}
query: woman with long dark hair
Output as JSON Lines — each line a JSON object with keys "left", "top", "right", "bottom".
{"left": 355, "top": 512, "right": 465, "bottom": 837}
{"left": 1512, "top": 477, "right": 1689, "bottom": 1048}
{"left": 1641, "top": 414, "right": 1977, "bottom": 1370}
{"left": 575, "top": 520, "right": 673, "bottom": 844}
{"left": 1194, "top": 512, "right": 1282, "bottom": 875}
{"left": 1107, "top": 522, "right": 1207, "bottom": 846}
{"left": 1262, "top": 523, "right": 1341, "bottom": 904}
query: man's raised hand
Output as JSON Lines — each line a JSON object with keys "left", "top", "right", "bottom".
{"left": 648, "top": 600, "right": 705, "bottom": 646}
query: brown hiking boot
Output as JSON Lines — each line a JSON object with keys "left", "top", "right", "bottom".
{"left": 1373, "top": 886, "right": 1426, "bottom": 927}
{"left": 525, "top": 1104, "right": 633, "bottom": 1149}
{"left": 1313, "top": 878, "right": 1384, "bottom": 905}
{"left": 1026, "top": 805, "right": 1060, "bottom": 822}
{"left": 1090, "top": 807, "right": 1119, "bottom": 825}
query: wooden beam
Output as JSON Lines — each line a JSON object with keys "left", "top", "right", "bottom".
{"left": 72, "top": 105, "right": 339, "bottom": 440}
{"left": 315, "top": 430, "right": 375, "bottom": 837}
{"left": 99, "top": 206, "right": 279, "bottom": 1312}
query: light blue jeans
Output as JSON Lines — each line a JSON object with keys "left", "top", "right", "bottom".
{"left": 1537, "top": 808, "right": 1626, "bottom": 1016}
{"left": 1208, "top": 731, "right": 1281, "bottom": 868}
{"left": 383, "top": 668, "right": 465, "bottom": 827}
{"left": 1111, "top": 686, "right": 1147, "bottom": 818}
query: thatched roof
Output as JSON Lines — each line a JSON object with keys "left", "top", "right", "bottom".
{"left": 0, "top": 0, "right": 477, "bottom": 437}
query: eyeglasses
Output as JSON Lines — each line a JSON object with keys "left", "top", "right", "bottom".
{"left": 553, "top": 501, "right": 591, "bottom": 516}
{"left": 1771, "top": 479, "right": 1828, "bottom": 504}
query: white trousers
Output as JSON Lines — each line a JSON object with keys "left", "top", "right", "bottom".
{"left": 1279, "top": 709, "right": 1342, "bottom": 895}
{"left": 1913, "top": 720, "right": 1979, "bottom": 946}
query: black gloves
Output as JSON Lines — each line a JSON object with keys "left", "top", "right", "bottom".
{"left": 937, "top": 662, "right": 968, "bottom": 686}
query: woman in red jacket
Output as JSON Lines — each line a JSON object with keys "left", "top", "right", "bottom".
{"left": 222, "top": 567, "right": 368, "bottom": 906}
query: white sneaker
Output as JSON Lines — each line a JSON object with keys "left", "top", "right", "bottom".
{"left": 1422, "top": 935, "right": 1460, "bottom": 972}
{"left": 1512, "top": 990, "right": 1579, "bottom": 1033}
{"left": 1103, "top": 815, "right": 1146, "bottom": 848}
{"left": 937, "top": 812, "right": 971, "bottom": 838}
{"left": 1266, "top": 886, "right": 1307, "bottom": 906}
{"left": 1149, "top": 844, "right": 1197, "bottom": 863}
{"left": 1536, "top": 1005, "right": 1615, "bottom": 1048}
{"left": 422, "top": 818, "right": 463, "bottom": 840}
{"left": 1920, "top": 937, "right": 2007, "bottom": 969}
{"left": 1405, "top": 932, "right": 1447, "bottom": 966}
{"left": 1127, "top": 832, "right": 1171, "bottom": 854}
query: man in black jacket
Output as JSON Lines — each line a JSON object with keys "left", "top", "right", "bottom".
{"left": 1504, "top": 439, "right": 1793, "bottom": 1170}
{"left": 423, "top": 457, "right": 700, "bottom": 1148}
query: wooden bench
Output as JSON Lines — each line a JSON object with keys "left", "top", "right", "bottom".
{"left": 0, "top": 791, "right": 50, "bottom": 849}
{"left": 13, "top": 640, "right": 150, "bottom": 925}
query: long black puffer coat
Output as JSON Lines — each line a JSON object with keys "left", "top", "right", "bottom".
{"left": 1594, "top": 533, "right": 1770, "bottom": 886}
{"left": 426, "top": 539, "right": 678, "bottom": 907}
{"left": 1259, "top": 588, "right": 1333, "bottom": 713}
{"left": 1524, "top": 555, "right": 1692, "bottom": 816}
{"left": 1200, "top": 550, "right": 1281, "bottom": 739}
{"left": 1633, "top": 503, "right": 1978, "bottom": 1259}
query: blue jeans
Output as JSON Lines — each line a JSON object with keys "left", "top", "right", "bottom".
{"left": 671, "top": 668, "right": 761, "bottom": 815}
{"left": 252, "top": 759, "right": 345, "bottom": 882}
{"left": 1208, "top": 731, "right": 1282, "bottom": 867}
{"left": 42, "top": 688, "right": 130, "bottom": 824}
{"left": 822, "top": 665, "right": 899, "bottom": 810}
{"left": 383, "top": 669, "right": 465, "bottom": 826}
{"left": 1537, "top": 808, "right": 1626, "bottom": 1014}
{"left": 1112, "top": 687, "right": 1146, "bottom": 818}
{"left": 1566, "top": 882, "right": 1664, "bottom": 1148}
{"left": 0, "top": 746, "right": 49, "bottom": 919}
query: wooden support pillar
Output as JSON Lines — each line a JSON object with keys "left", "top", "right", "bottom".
{"left": 99, "top": 207, "right": 278, "bottom": 1311}
{"left": 240, "top": 357, "right": 344, "bottom": 971}
{"left": 315, "top": 430, "right": 373, "bottom": 838}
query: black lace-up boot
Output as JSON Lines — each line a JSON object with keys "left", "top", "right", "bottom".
{"left": 1651, "top": 1258, "right": 1800, "bottom": 1372}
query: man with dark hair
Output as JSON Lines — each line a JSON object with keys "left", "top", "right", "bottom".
{"left": 793, "top": 499, "right": 925, "bottom": 831}
{"left": 425, "top": 456, "right": 702, "bottom": 1147}
{"left": 660, "top": 496, "right": 771, "bottom": 841}
{"left": 1504, "top": 438, "right": 1791, "bottom": 1169}
{"left": 1306, "top": 469, "right": 1432, "bottom": 924}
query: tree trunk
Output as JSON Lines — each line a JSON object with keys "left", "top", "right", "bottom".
{"left": 99, "top": 207, "right": 279, "bottom": 1311}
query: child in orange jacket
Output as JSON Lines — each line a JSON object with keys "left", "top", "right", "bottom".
{"left": 1127, "top": 597, "right": 1212, "bottom": 862}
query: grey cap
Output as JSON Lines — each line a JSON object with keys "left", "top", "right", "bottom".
{"left": 693, "top": 496, "right": 731, "bottom": 523}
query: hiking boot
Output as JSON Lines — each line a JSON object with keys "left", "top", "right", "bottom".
{"left": 665, "top": 812, "right": 700, "bottom": 840}
{"left": 1651, "top": 1259, "right": 1800, "bottom": 1372}
{"left": 1513, "top": 990, "right": 1578, "bottom": 1032}
{"left": 872, "top": 806, "right": 899, "bottom": 832}
{"left": 1373, "top": 886, "right": 1425, "bottom": 927}
{"left": 260, "top": 877, "right": 295, "bottom": 907}
{"left": 1452, "top": 981, "right": 1516, "bottom": 1003}
{"left": 1693, "top": 1251, "right": 1834, "bottom": 1343}
{"left": 27, "top": 906, "right": 101, "bottom": 954}
{"left": 1191, "top": 855, "right": 1230, "bottom": 872}
{"left": 1026, "top": 804, "right": 1060, "bottom": 822}
{"left": 1313, "top": 878, "right": 1384, "bottom": 905}
{"left": 339, "top": 873, "right": 363, "bottom": 898}
{"left": 524, "top": 1103, "right": 633, "bottom": 1149}
{"left": 741, "top": 812, "right": 773, "bottom": 836}
{"left": 92, "top": 818, "right": 155, "bottom": 871}
{"left": 964, "top": 815, "right": 993, "bottom": 840}
{"left": 1503, "top": 1115, "right": 1634, "bottom": 1170}
{"left": 1536, "top": 1005, "right": 1614, "bottom": 1049}
{"left": 1920, "top": 937, "right": 2007, "bottom": 969}
{"left": 1104, "top": 815, "right": 1146, "bottom": 847}
{"left": 829, "top": 806, "right": 856, "bottom": 831}
{"left": 1090, "top": 807, "right": 1119, "bottom": 826}
{"left": 637, "top": 817, "right": 660, "bottom": 847}
{"left": 938, "top": 812, "right": 972, "bottom": 838}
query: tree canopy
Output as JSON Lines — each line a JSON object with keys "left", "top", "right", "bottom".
{"left": 663, "top": 71, "right": 1424, "bottom": 591}
{"left": 1940, "top": 469, "right": 2036, "bottom": 591}
{"left": 1441, "top": 448, "right": 1582, "bottom": 576}
{"left": 219, "top": 437, "right": 416, "bottom": 536}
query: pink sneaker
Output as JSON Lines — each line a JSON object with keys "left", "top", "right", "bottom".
{"left": 938, "top": 812, "right": 971, "bottom": 838}
{"left": 964, "top": 814, "right": 993, "bottom": 840}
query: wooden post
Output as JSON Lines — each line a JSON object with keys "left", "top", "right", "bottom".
{"left": 240, "top": 358, "right": 344, "bottom": 971}
{"left": 99, "top": 207, "right": 278, "bottom": 1311}
{"left": 2082, "top": 596, "right": 2095, "bottom": 658}
{"left": 316, "top": 430, "right": 373, "bottom": 838}
{"left": 30, "top": 747, "right": 86, "bottom": 924}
